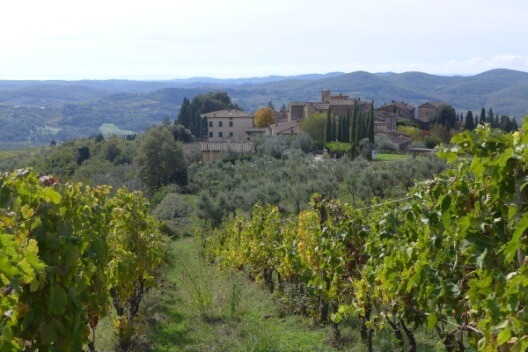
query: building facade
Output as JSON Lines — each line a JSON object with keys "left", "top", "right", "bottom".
{"left": 418, "top": 102, "right": 449, "bottom": 122}
{"left": 288, "top": 90, "right": 370, "bottom": 121}
{"left": 379, "top": 100, "right": 416, "bottom": 120}
{"left": 201, "top": 109, "right": 254, "bottom": 141}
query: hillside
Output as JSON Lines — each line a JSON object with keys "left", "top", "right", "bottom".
{"left": 1, "top": 69, "right": 528, "bottom": 148}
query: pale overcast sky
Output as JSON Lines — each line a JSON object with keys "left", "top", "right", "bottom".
{"left": 0, "top": 0, "right": 527, "bottom": 80}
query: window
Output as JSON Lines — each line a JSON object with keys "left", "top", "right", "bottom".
{"left": 208, "top": 121, "right": 213, "bottom": 128}
{"left": 219, "top": 121, "right": 223, "bottom": 127}
{"left": 209, "top": 132, "right": 213, "bottom": 138}
{"left": 229, "top": 121, "right": 233, "bottom": 127}
{"left": 219, "top": 132, "right": 223, "bottom": 138}
{"left": 229, "top": 132, "right": 233, "bottom": 137}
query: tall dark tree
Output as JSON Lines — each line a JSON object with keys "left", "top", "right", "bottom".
{"left": 325, "top": 109, "right": 333, "bottom": 145}
{"left": 187, "top": 91, "right": 239, "bottom": 138}
{"left": 480, "top": 107, "right": 486, "bottom": 124}
{"left": 430, "top": 105, "right": 458, "bottom": 129}
{"left": 368, "top": 102, "right": 375, "bottom": 144}
{"left": 340, "top": 115, "right": 347, "bottom": 142}
{"left": 332, "top": 115, "right": 337, "bottom": 142}
{"left": 464, "top": 111, "right": 475, "bottom": 130}
{"left": 177, "top": 97, "right": 191, "bottom": 129}
{"left": 350, "top": 107, "right": 358, "bottom": 158}
{"left": 344, "top": 109, "right": 351, "bottom": 143}
{"left": 512, "top": 117, "right": 519, "bottom": 131}
{"left": 487, "top": 108, "right": 494, "bottom": 125}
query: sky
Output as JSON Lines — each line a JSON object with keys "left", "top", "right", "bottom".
{"left": 1, "top": 0, "right": 527, "bottom": 80}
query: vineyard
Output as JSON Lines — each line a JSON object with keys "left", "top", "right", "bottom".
{"left": 0, "top": 170, "right": 166, "bottom": 351}
{"left": 205, "top": 123, "right": 528, "bottom": 352}
{"left": 2, "top": 121, "right": 528, "bottom": 351}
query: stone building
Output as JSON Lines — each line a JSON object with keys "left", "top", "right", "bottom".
{"left": 379, "top": 100, "right": 416, "bottom": 120}
{"left": 202, "top": 109, "right": 254, "bottom": 141}
{"left": 418, "top": 102, "right": 449, "bottom": 122}
{"left": 373, "top": 109, "right": 398, "bottom": 133}
{"left": 288, "top": 90, "right": 370, "bottom": 121}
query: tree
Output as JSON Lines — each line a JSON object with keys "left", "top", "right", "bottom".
{"left": 254, "top": 107, "right": 276, "bottom": 128}
{"left": 368, "top": 102, "right": 375, "bottom": 144}
{"left": 300, "top": 112, "right": 327, "bottom": 149}
{"left": 177, "top": 97, "right": 191, "bottom": 129}
{"left": 487, "top": 107, "right": 494, "bottom": 126}
{"left": 479, "top": 107, "right": 486, "bottom": 124}
{"left": 136, "top": 125, "right": 186, "bottom": 194}
{"left": 171, "top": 124, "right": 195, "bottom": 143}
{"left": 430, "top": 105, "right": 457, "bottom": 129}
{"left": 464, "top": 110, "right": 475, "bottom": 130}
{"left": 326, "top": 109, "right": 334, "bottom": 144}
{"left": 186, "top": 91, "right": 239, "bottom": 138}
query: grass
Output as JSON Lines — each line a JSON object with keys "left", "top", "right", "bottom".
{"left": 373, "top": 152, "right": 409, "bottom": 161}
{"left": 121, "top": 236, "right": 447, "bottom": 352}
{"left": 99, "top": 123, "right": 135, "bottom": 137}
{"left": 144, "top": 237, "right": 337, "bottom": 352}
{"left": 0, "top": 148, "right": 39, "bottom": 160}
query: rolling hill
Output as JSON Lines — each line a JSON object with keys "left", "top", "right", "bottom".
{"left": 1, "top": 69, "right": 528, "bottom": 148}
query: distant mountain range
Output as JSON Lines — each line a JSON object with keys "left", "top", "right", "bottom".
{"left": 1, "top": 69, "right": 527, "bottom": 148}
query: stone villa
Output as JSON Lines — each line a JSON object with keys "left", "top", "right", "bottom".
{"left": 417, "top": 102, "right": 450, "bottom": 122}
{"left": 201, "top": 109, "right": 254, "bottom": 141}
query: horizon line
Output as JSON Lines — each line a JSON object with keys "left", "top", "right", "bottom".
{"left": 0, "top": 68, "right": 526, "bottom": 82}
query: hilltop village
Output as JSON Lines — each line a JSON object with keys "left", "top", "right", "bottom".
{"left": 198, "top": 90, "right": 457, "bottom": 161}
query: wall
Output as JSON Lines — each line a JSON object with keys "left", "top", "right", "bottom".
{"left": 207, "top": 117, "right": 254, "bottom": 141}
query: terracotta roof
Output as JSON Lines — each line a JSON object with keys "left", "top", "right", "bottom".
{"left": 201, "top": 109, "right": 252, "bottom": 118}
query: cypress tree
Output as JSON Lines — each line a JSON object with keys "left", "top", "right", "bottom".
{"left": 368, "top": 102, "right": 375, "bottom": 144}
{"left": 354, "top": 109, "right": 363, "bottom": 157}
{"left": 177, "top": 97, "right": 191, "bottom": 128}
{"left": 512, "top": 117, "right": 519, "bottom": 131}
{"left": 487, "top": 108, "right": 494, "bottom": 123}
{"left": 480, "top": 107, "right": 486, "bottom": 124}
{"left": 325, "top": 109, "right": 333, "bottom": 146}
{"left": 350, "top": 106, "right": 359, "bottom": 158}
{"left": 337, "top": 115, "right": 342, "bottom": 142}
{"left": 464, "top": 111, "right": 474, "bottom": 130}
{"left": 332, "top": 115, "right": 337, "bottom": 142}
{"left": 344, "top": 109, "right": 351, "bottom": 143}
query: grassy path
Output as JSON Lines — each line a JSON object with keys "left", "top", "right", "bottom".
{"left": 130, "top": 236, "right": 444, "bottom": 352}
{"left": 145, "top": 236, "right": 350, "bottom": 352}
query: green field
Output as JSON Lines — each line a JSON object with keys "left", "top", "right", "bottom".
{"left": 98, "top": 123, "right": 136, "bottom": 137}
{"left": 373, "top": 153, "right": 409, "bottom": 161}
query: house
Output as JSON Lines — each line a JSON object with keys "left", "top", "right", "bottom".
{"left": 288, "top": 90, "right": 370, "bottom": 121}
{"left": 201, "top": 109, "right": 254, "bottom": 141}
{"left": 373, "top": 109, "right": 398, "bottom": 133}
{"left": 379, "top": 100, "right": 416, "bottom": 120}
{"left": 418, "top": 102, "right": 449, "bottom": 122}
